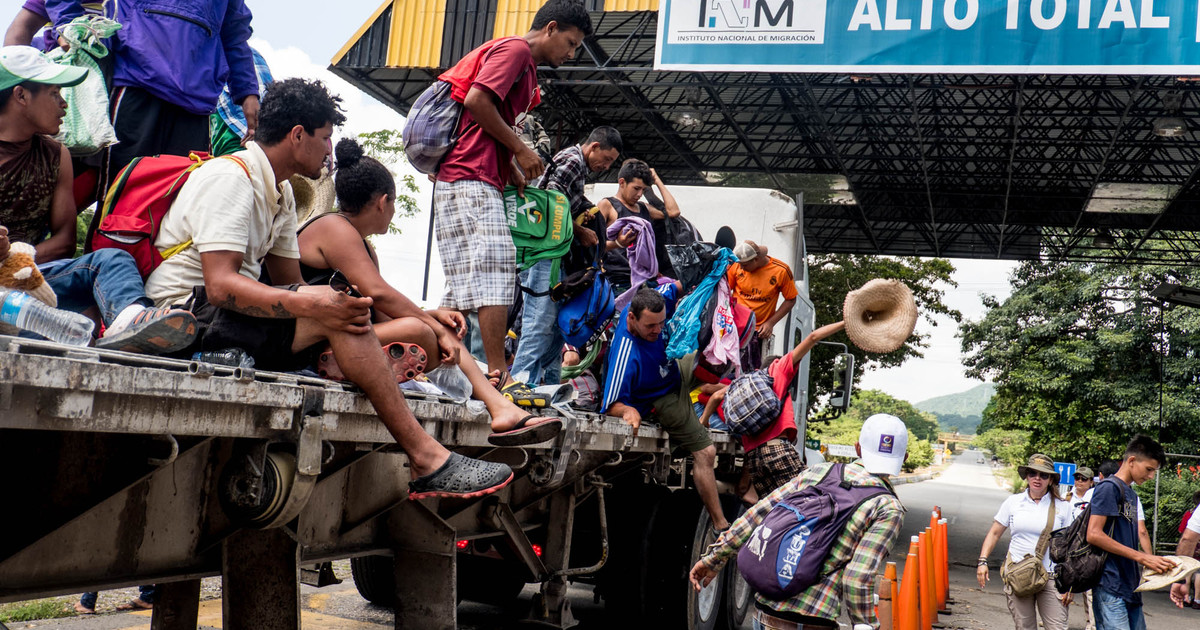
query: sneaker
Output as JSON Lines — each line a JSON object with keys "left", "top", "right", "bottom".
{"left": 96, "top": 307, "right": 197, "bottom": 355}
{"left": 408, "top": 452, "right": 513, "bottom": 500}
{"left": 500, "top": 381, "right": 549, "bottom": 408}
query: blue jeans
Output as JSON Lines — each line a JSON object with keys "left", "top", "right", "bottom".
{"left": 1093, "top": 587, "right": 1144, "bottom": 630}
{"left": 39, "top": 249, "right": 150, "bottom": 325}
{"left": 511, "top": 259, "right": 562, "bottom": 386}
{"left": 80, "top": 585, "right": 157, "bottom": 608}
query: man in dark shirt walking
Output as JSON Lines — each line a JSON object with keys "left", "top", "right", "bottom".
{"left": 1086, "top": 435, "right": 1176, "bottom": 630}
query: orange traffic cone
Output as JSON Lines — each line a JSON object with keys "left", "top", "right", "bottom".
{"left": 899, "top": 536, "right": 921, "bottom": 630}
{"left": 878, "top": 562, "right": 896, "bottom": 630}
{"left": 939, "top": 518, "right": 951, "bottom": 610}
{"left": 930, "top": 517, "right": 944, "bottom": 612}
{"left": 919, "top": 530, "right": 933, "bottom": 630}
{"left": 889, "top": 561, "right": 900, "bottom": 630}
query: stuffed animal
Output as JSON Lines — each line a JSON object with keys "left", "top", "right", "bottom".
{"left": 0, "top": 242, "right": 57, "bottom": 307}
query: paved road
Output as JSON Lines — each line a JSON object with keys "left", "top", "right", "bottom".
{"left": 15, "top": 454, "right": 1199, "bottom": 629}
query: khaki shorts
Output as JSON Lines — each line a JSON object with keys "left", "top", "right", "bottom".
{"left": 650, "top": 366, "right": 713, "bottom": 454}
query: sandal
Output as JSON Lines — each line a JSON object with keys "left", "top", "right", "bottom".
{"left": 488, "top": 415, "right": 563, "bottom": 447}
{"left": 96, "top": 307, "right": 197, "bottom": 355}
{"left": 318, "top": 342, "right": 428, "bottom": 383}
{"left": 116, "top": 598, "right": 153, "bottom": 611}
{"left": 408, "top": 452, "right": 513, "bottom": 500}
{"left": 501, "top": 381, "right": 549, "bottom": 408}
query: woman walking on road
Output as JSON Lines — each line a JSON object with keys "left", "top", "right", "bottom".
{"left": 976, "top": 454, "right": 1075, "bottom": 630}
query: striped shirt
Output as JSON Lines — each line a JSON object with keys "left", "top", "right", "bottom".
{"left": 601, "top": 283, "right": 679, "bottom": 415}
{"left": 700, "top": 461, "right": 905, "bottom": 627}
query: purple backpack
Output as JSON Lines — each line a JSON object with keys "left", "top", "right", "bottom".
{"left": 737, "top": 463, "right": 893, "bottom": 599}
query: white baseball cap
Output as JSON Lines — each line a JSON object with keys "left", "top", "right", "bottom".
{"left": 0, "top": 46, "right": 87, "bottom": 92}
{"left": 858, "top": 413, "right": 908, "bottom": 476}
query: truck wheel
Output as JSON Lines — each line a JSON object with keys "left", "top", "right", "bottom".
{"left": 349, "top": 555, "right": 394, "bottom": 606}
{"left": 720, "top": 504, "right": 753, "bottom": 629}
{"left": 686, "top": 506, "right": 725, "bottom": 630}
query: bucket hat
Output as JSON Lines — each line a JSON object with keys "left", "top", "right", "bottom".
{"left": 842, "top": 279, "right": 918, "bottom": 354}
{"left": 1134, "top": 555, "right": 1200, "bottom": 592}
{"left": 1073, "top": 466, "right": 1094, "bottom": 481}
{"left": 1018, "top": 453, "right": 1059, "bottom": 484}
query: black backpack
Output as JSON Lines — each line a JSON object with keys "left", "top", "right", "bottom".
{"left": 1049, "top": 480, "right": 1125, "bottom": 594}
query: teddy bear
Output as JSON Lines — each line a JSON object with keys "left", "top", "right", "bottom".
{"left": 0, "top": 242, "right": 58, "bottom": 335}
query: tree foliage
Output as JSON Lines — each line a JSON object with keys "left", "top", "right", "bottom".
{"left": 355, "top": 129, "right": 422, "bottom": 235}
{"left": 961, "top": 260, "right": 1200, "bottom": 466}
{"left": 806, "top": 254, "right": 961, "bottom": 402}
{"left": 808, "top": 388, "right": 939, "bottom": 472}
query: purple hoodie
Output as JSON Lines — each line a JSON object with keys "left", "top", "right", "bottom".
{"left": 45, "top": 0, "right": 258, "bottom": 115}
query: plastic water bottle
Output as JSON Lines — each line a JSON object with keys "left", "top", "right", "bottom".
{"left": 192, "top": 348, "right": 255, "bottom": 368}
{"left": 0, "top": 288, "right": 95, "bottom": 346}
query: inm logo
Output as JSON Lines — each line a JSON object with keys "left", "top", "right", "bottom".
{"left": 698, "top": 0, "right": 795, "bottom": 29}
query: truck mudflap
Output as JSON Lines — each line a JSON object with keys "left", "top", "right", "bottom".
{"left": 0, "top": 335, "right": 741, "bottom": 629}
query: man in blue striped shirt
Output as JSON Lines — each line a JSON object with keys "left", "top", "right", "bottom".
{"left": 603, "top": 283, "right": 728, "bottom": 531}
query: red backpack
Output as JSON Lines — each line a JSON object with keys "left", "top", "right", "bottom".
{"left": 87, "top": 152, "right": 250, "bottom": 277}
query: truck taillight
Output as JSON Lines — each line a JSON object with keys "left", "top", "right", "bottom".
{"left": 531, "top": 544, "right": 542, "bottom": 557}
{"left": 456, "top": 540, "right": 469, "bottom": 550}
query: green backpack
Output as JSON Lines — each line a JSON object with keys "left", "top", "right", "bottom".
{"left": 503, "top": 185, "right": 573, "bottom": 280}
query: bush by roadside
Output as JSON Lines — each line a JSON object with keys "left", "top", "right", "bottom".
{"left": 1136, "top": 463, "right": 1200, "bottom": 550}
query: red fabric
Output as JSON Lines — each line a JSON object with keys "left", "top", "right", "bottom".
{"left": 1182, "top": 510, "right": 1194, "bottom": 534}
{"left": 740, "top": 356, "right": 799, "bottom": 452}
{"left": 437, "top": 38, "right": 541, "bottom": 190}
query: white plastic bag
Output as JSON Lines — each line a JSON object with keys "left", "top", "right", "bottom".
{"left": 49, "top": 16, "right": 121, "bottom": 156}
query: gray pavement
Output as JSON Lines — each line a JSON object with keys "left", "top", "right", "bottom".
{"left": 10, "top": 454, "right": 1199, "bottom": 629}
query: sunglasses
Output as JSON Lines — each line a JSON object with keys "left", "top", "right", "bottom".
{"left": 1028, "top": 471, "right": 1052, "bottom": 480}
{"left": 328, "top": 269, "right": 363, "bottom": 298}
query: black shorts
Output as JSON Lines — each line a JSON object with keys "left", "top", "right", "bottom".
{"left": 179, "top": 286, "right": 321, "bottom": 372}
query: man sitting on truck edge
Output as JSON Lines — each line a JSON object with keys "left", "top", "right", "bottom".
{"left": 689, "top": 414, "right": 908, "bottom": 630}
{"left": 433, "top": 0, "right": 591, "bottom": 398}
{"left": 0, "top": 45, "right": 198, "bottom": 354}
{"left": 1086, "top": 435, "right": 1176, "bottom": 630}
{"left": 512, "top": 125, "right": 622, "bottom": 388}
{"left": 143, "top": 78, "right": 513, "bottom": 500}
{"left": 603, "top": 284, "right": 729, "bottom": 532}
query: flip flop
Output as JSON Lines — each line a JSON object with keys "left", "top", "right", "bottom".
{"left": 488, "top": 415, "right": 563, "bottom": 447}
{"left": 408, "top": 452, "right": 514, "bottom": 500}
{"left": 116, "top": 598, "right": 153, "bottom": 611}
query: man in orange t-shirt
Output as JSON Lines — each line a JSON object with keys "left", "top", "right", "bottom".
{"left": 726, "top": 240, "right": 797, "bottom": 358}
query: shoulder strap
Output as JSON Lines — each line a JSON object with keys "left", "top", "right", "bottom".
{"left": 161, "top": 154, "right": 252, "bottom": 262}
{"left": 1034, "top": 496, "right": 1057, "bottom": 558}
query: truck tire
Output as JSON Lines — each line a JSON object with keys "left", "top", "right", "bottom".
{"left": 686, "top": 506, "right": 725, "bottom": 630}
{"left": 350, "top": 554, "right": 395, "bottom": 606}
{"left": 720, "top": 503, "right": 753, "bottom": 629}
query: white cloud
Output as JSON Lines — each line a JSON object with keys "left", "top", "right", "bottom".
{"left": 253, "top": 39, "right": 446, "bottom": 308}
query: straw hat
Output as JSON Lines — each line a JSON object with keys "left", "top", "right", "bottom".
{"left": 1134, "top": 555, "right": 1200, "bottom": 592}
{"left": 842, "top": 279, "right": 918, "bottom": 354}
{"left": 1017, "top": 453, "right": 1059, "bottom": 484}
{"left": 291, "top": 166, "right": 336, "bottom": 224}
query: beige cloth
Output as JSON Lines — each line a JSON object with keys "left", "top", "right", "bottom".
{"left": 1004, "top": 579, "right": 1068, "bottom": 630}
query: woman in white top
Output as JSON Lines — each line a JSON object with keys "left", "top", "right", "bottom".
{"left": 976, "top": 454, "right": 1074, "bottom": 630}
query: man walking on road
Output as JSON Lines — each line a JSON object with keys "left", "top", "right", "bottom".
{"left": 688, "top": 414, "right": 907, "bottom": 629}
{"left": 1086, "top": 435, "right": 1176, "bottom": 630}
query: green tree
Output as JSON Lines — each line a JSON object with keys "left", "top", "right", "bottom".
{"left": 808, "top": 388, "right": 939, "bottom": 472}
{"left": 961, "top": 259, "right": 1200, "bottom": 465}
{"left": 354, "top": 129, "right": 422, "bottom": 235}
{"left": 806, "top": 255, "right": 961, "bottom": 404}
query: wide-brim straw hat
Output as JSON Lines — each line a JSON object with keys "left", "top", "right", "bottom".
{"left": 1018, "top": 453, "right": 1059, "bottom": 484}
{"left": 291, "top": 167, "right": 336, "bottom": 224}
{"left": 843, "top": 279, "right": 918, "bottom": 354}
{"left": 1135, "top": 555, "right": 1200, "bottom": 592}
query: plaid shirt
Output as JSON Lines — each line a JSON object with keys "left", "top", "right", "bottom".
{"left": 700, "top": 461, "right": 905, "bottom": 627}
{"left": 536, "top": 145, "right": 592, "bottom": 216}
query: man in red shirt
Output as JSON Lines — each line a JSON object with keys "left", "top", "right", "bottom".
{"left": 433, "top": 0, "right": 592, "bottom": 390}
{"left": 701, "top": 321, "right": 846, "bottom": 497}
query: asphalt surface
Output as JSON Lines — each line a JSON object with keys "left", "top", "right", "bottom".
{"left": 10, "top": 453, "right": 1199, "bottom": 629}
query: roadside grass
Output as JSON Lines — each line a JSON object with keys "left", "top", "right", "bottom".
{"left": 0, "top": 597, "right": 74, "bottom": 622}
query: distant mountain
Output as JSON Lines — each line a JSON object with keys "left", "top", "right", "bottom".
{"left": 914, "top": 383, "right": 996, "bottom": 435}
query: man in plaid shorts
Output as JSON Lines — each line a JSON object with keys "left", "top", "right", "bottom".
{"left": 433, "top": 0, "right": 592, "bottom": 385}
{"left": 701, "top": 321, "right": 847, "bottom": 498}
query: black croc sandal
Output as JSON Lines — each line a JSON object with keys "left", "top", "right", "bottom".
{"left": 408, "top": 453, "right": 513, "bottom": 500}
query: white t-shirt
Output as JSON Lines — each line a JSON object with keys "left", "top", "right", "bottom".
{"left": 145, "top": 141, "right": 300, "bottom": 307}
{"left": 1187, "top": 507, "right": 1200, "bottom": 535}
{"left": 994, "top": 491, "right": 1073, "bottom": 570}
{"left": 1069, "top": 487, "right": 1093, "bottom": 521}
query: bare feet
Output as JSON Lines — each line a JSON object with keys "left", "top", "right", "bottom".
{"left": 74, "top": 602, "right": 95, "bottom": 614}
{"left": 116, "top": 598, "right": 153, "bottom": 610}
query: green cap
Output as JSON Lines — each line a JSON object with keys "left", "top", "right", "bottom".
{"left": 0, "top": 46, "right": 87, "bottom": 92}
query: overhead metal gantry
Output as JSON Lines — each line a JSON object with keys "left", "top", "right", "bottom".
{"left": 331, "top": 1, "right": 1200, "bottom": 266}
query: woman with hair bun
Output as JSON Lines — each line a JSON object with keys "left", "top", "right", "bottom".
{"left": 297, "top": 138, "right": 560, "bottom": 446}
